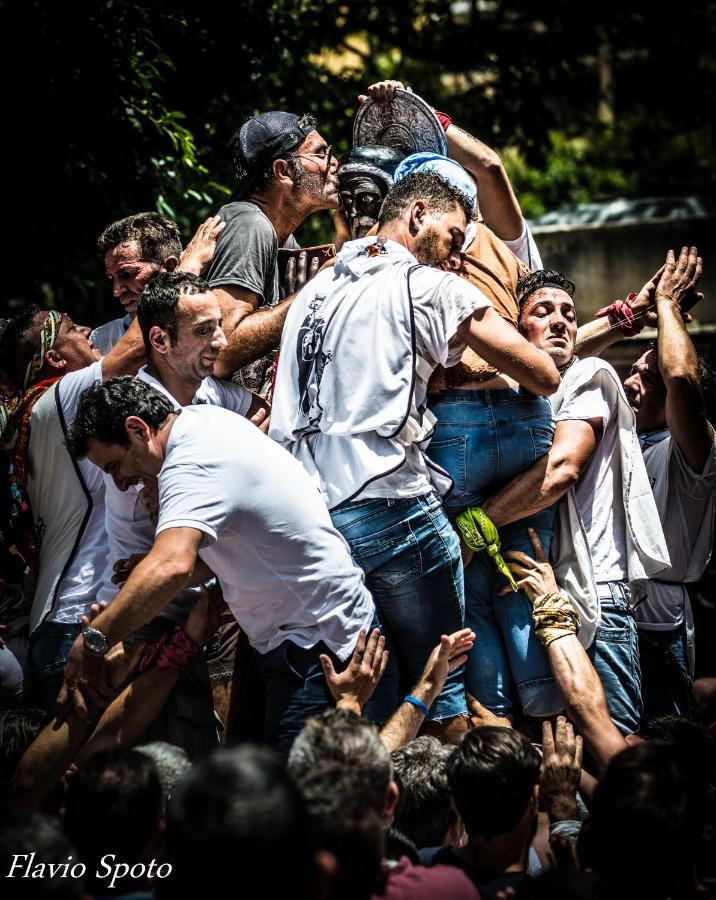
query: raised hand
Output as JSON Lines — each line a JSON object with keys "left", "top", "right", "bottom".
{"left": 178, "top": 215, "right": 226, "bottom": 275}
{"left": 501, "top": 528, "right": 558, "bottom": 601}
{"left": 320, "top": 627, "right": 389, "bottom": 716}
{"left": 540, "top": 716, "right": 583, "bottom": 823}
{"left": 656, "top": 246, "right": 703, "bottom": 307}
{"left": 358, "top": 79, "right": 406, "bottom": 105}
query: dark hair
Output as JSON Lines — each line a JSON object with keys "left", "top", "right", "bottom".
{"left": 0, "top": 708, "right": 49, "bottom": 814}
{"left": 65, "top": 376, "right": 174, "bottom": 458}
{"left": 516, "top": 269, "right": 576, "bottom": 313}
{"left": 288, "top": 708, "right": 392, "bottom": 816}
{"left": 0, "top": 305, "right": 42, "bottom": 390}
{"left": 579, "top": 741, "right": 697, "bottom": 898}
{"left": 447, "top": 727, "right": 541, "bottom": 841}
{"left": 377, "top": 171, "right": 472, "bottom": 228}
{"left": 160, "top": 745, "right": 315, "bottom": 899}
{"left": 391, "top": 736, "right": 457, "bottom": 849}
{"left": 0, "top": 813, "right": 83, "bottom": 899}
{"left": 97, "top": 212, "right": 181, "bottom": 264}
{"left": 137, "top": 271, "right": 209, "bottom": 354}
{"left": 296, "top": 761, "right": 385, "bottom": 900}
{"left": 63, "top": 750, "right": 163, "bottom": 892}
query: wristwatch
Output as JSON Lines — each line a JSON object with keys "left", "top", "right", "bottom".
{"left": 82, "top": 626, "right": 109, "bottom": 656}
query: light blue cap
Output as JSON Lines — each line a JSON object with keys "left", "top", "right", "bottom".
{"left": 393, "top": 152, "right": 477, "bottom": 215}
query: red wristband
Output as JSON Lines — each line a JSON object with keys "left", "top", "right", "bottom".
{"left": 434, "top": 110, "right": 453, "bottom": 132}
{"left": 595, "top": 293, "right": 641, "bottom": 336}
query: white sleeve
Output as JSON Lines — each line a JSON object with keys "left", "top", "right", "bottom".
{"left": 556, "top": 380, "right": 612, "bottom": 429}
{"left": 58, "top": 360, "right": 104, "bottom": 426}
{"left": 503, "top": 220, "right": 543, "bottom": 271}
{"left": 214, "top": 380, "right": 253, "bottom": 417}
{"left": 156, "top": 462, "right": 225, "bottom": 544}
{"left": 410, "top": 269, "right": 492, "bottom": 367}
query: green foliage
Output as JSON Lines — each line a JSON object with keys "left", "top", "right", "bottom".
{"left": 2, "top": 1, "right": 715, "bottom": 322}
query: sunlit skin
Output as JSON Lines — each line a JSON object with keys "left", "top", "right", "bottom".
{"left": 623, "top": 349, "right": 667, "bottom": 433}
{"left": 104, "top": 240, "right": 163, "bottom": 317}
{"left": 411, "top": 206, "right": 466, "bottom": 272}
{"left": 85, "top": 416, "right": 173, "bottom": 492}
{"left": 30, "top": 310, "right": 99, "bottom": 379}
{"left": 517, "top": 288, "right": 578, "bottom": 368}
{"left": 148, "top": 292, "right": 228, "bottom": 388}
{"left": 291, "top": 130, "right": 340, "bottom": 209}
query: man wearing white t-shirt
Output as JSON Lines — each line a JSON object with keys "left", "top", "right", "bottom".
{"left": 480, "top": 269, "right": 670, "bottom": 734}
{"left": 0, "top": 306, "right": 146, "bottom": 711}
{"left": 623, "top": 246, "right": 713, "bottom": 718}
{"left": 60, "top": 377, "right": 374, "bottom": 751}
{"left": 270, "top": 169, "right": 559, "bottom": 738}
{"left": 95, "top": 272, "right": 269, "bottom": 753}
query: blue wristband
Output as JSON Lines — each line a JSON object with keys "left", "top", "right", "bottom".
{"left": 404, "top": 694, "right": 429, "bottom": 716}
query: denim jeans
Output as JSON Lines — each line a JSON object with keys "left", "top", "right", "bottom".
{"left": 331, "top": 490, "right": 467, "bottom": 722}
{"left": 591, "top": 583, "right": 643, "bottom": 734}
{"left": 262, "top": 639, "right": 335, "bottom": 755}
{"left": 428, "top": 387, "right": 559, "bottom": 715}
{"left": 28, "top": 620, "right": 82, "bottom": 714}
{"left": 637, "top": 622, "right": 693, "bottom": 719}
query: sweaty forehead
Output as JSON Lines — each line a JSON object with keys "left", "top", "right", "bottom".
{"left": 177, "top": 292, "right": 221, "bottom": 323}
{"left": 105, "top": 240, "right": 143, "bottom": 271}
{"left": 524, "top": 287, "right": 575, "bottom": 313}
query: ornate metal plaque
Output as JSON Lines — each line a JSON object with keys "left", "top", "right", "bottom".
{"left": 353, "top": 89, "right": 448, "bottom": 157}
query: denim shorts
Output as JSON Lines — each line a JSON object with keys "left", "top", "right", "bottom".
{"left": 428, "top": 388, "right": 561, "bottom": 716}
{"left": 331, "top": 490, "right": 467, "bottom": 722}
{"left": 590, "top": 583, "right": 643, "bottom": 734}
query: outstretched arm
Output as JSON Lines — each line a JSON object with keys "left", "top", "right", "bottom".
{"left": 483, "top": 418, "right": 599, "bottom": 528}
{"left": 457, "top": 305, "right": 560, "bottom": 396}
{"left": 654, "top": 246, "right": 710, "bottom": 471}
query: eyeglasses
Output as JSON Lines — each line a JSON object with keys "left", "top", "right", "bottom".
{"left": 287, "top": 144, "right": 333, "bottom": 166}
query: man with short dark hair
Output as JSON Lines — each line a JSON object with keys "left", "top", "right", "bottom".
{"left": 92, "top": 212, "right": 182, "bottom": 355}
{"left": 59, "top": 376, "right": 374, "bottom": 750}
{"left": 428, "top": 727, "right": 540, "bottom": 898}
{"left": 95, "top": 271, "right": 268, "bottom": 754}
{"left": 271, "top": 168, "right": 559, "bottom": 739}
{"left": 207, "top": 111, "right": 339, "bottom": 391}
{"left": 477, "top": 266, "right": 675, "bottom": 733}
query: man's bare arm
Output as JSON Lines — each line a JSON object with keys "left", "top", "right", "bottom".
{"left": 655, "top": 247, "right": 711, "bottom": 471}
{"left": 457, "top": 305, "right": 560, "bottom": 396}
{"left": 101, "top": 317, "right": 146, "bottom": 379}
{"left": 446, "top": 124, "right": 524, "bottom": 241}
{"left": 483, "top": 418, "right": 600, "bottom": 528}
{"left": 212, "top": 285, "right": 293, "bottom": 378}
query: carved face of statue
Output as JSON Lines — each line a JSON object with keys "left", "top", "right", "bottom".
{"left": 338, "top": 172, "right": 389, "bottom": 239}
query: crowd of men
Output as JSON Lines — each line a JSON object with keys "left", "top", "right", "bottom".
{"left": 1, "top": 79, "right": 715, "bottom": 898}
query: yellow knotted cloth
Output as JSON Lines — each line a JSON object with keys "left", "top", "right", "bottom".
{"left": 455, "top": 506, "right": 518, "bottom": 591}
{"left": 531, "top": 591, "right": 581, "bottom": 646}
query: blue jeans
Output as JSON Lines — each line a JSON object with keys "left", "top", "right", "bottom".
{"left": 28, "top": 620, "right": 82, "bottom": 714}
{"left": 331, "top": 490, "right": 467, "bottom": 722}
{"left": 591, "top": 584, "right": 643, "bottom": 734}
{"left": 262, "top": 639, "right": 335, "bottom": 755}
{"left": 429, "top": 387, "right": 559, "bottom": 715}
{"left": 637, "top": 622, "right": 693, "bottom": 719}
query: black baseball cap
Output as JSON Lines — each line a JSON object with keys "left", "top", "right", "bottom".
{"left": 229, "top": 111, "right": 317, "bottom": 199}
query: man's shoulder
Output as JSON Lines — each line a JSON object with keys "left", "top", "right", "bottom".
{"left": 377, "top": 857, "right": 478, "bottom": 900}
{"left": 217, "top": 201, "right": 272, "bottom": 232}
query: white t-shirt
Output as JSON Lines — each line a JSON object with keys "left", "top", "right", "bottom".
{"left": 50, "top": 361, "right": 109, "bottom": 624}
{"left": 637, "top": 433, "right": 716, "bottom": 629}
{"left": 363, "top": 264, "right": 491, "bottom": 499}
{"left": 97, "top": 369, "right": 253, "bottom": 618}
{"left": 555, "top": 378, "right": 628, "bottom": 583}
{"left": 156, "top": 405, "right": 373, "bottom": 659}
{"left": 89, "top": 315, "right": 131, "bottom": 356}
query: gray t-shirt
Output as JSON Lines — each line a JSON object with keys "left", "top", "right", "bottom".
{"left": 207, "top": 201, "right": 299, "bottom": 392}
